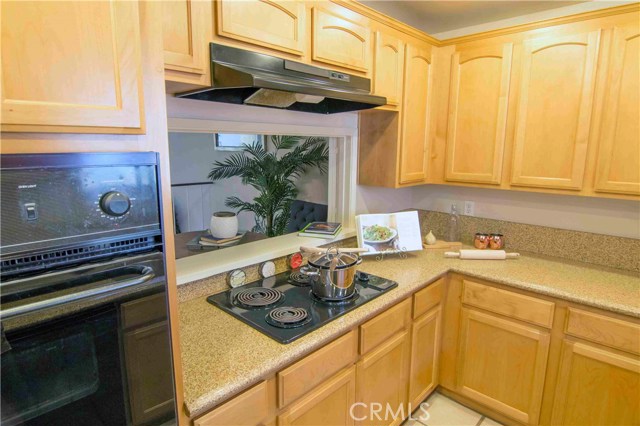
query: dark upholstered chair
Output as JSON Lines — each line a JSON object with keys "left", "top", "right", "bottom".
{"left": 286, "top": 200, "right": 329, "bottom": 233}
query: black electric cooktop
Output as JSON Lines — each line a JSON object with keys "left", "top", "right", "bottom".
{"left": 207, "top": 270, "right": 398, "bottom": 344}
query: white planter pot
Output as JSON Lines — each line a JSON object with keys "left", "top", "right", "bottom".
{"left": 210, "top": 211, "right": 238, "bottom": 239}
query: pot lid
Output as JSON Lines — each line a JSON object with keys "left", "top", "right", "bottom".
{"left": 308, "top": 248, "right": 359, "bottom": 269}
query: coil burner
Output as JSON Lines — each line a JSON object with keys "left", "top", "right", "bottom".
{"left": 234, "top": 287, "right": 283, "bottom": 309}
{"left": 265, "top": 307, "right": 311, "bottom": 328}
{"left": 288, "top": 271, "right": 310, "bottom": 286}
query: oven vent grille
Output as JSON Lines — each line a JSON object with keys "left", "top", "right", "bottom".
{"left": 1, "top": 236, "right": 159, "bottom": 278}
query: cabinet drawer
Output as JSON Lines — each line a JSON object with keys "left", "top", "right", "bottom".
{"left": 413, "top": 278, "right": 443, "bottom": 319}
{"left": 360, "top": 298, "right": 411, "bottom": 354}
{"left": 566, "top": 308, "right": 640, "bottom": 355}
{"left": 121, "top": 293, "right": 167, "bottom": 330}
{"left": 278, "top": 330, "right": 358, "bottom": 408}
{"left": 194, "top": 381, "right": 270, "bottom": 426}
{"left": 462, "top": 280, "right": 555, "bottom": 328}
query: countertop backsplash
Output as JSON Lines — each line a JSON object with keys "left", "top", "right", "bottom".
{"left": 418, "top": 209, "right": 640, "bottom": 273}
{"left": 178, "top": 209, "right": 639, "bottom": 303}
{"left": 177, "top": 237, "right": 358, "bottom": 303}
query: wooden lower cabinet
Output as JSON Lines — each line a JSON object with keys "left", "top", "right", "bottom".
{"left": 456, "top": 307, "right": 550, "bottom": 424}
{"left": 551, "top": 340, "right": 640, "bottom": 425}
{"left": 278, "top": 366, "right": 356, "bottom": 426}
{"left": 355, "top": 331, "right": 410, "bottom": 426}
{"left": 408, "top": 306, "right": 441, "bottom": 409}
{"left": 194, "top": 380, "right": 273, "bottom": 426}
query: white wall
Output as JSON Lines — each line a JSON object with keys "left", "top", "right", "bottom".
{"left": 412, "top": 185, "right": 640, "bottom": 239}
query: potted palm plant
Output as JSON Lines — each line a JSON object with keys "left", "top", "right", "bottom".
{"left": 208, "top": 135, "right": 329, "bottom": 237}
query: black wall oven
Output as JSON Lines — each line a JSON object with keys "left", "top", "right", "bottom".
{"left": 0, "top": 153, "right": 177, "bottom": 426}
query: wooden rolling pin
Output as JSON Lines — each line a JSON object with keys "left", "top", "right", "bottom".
{"left": 444, "top": 249, "right": 520, "bottom": 260}
{"left": 299, "top": 246, "right": 369, "bottom": 254}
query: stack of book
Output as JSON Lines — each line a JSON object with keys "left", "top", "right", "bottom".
{"left": 199, "top": 232, "right": 243, "bottom": 248}
{"left": 186, "top": 232, "right": 246, "bottom": 251}
{"left": 298, "top": 222, "right": 342, "bottom": 239}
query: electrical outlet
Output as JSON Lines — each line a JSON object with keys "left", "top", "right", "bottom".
{"left": 464, "top": 201, "right": 475, "bottom": 216}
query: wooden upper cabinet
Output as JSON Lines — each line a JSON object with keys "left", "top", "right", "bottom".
{"left": 445, "top": 43, "right": 513, "bottom": 185}
{"left": 399, "top": 43, "right": 433, "bottom": 184}
{"left": 373, "top": 31, "right": 404, "bottom": 106}
{"left": 216, "top": 0, "right": 306, "bottom": 56}
{"left": 162, "top": 0, "right": 208, "bottom": 74}
{"left": 312, "top": 6, "right": 371, "bottom": 73}
{"left": 594, "top": 23, "right": 640, "bottom": 195}
{"left": 510, "top": 31, "right": 600, "bottom": 190}
{"left": 551, "top": 340, "right": 640, "bottom": 425}
{"left": 1, "top": 1, "right": 144, "bottom": 133}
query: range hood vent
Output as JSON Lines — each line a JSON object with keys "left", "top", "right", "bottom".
{"left": 177, "top": 44, "right": 386, "bottom": 114}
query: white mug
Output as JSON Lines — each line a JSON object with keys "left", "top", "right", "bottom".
{"left": 210, "top": 211, "right": 238, "bottom": 239}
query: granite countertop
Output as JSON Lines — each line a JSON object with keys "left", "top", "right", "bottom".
{"left": 178, "top": 249, "right": 640, "bottom": 418}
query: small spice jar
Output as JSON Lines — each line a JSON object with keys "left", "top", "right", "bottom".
{"left": 474, "top": 233, "right": 490, "bottom": 249}
{"left": 489, "top": 233, "right": 505, "bottom": 250}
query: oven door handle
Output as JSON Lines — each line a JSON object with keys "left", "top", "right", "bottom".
{"left": 0, "top": 265, "right": 156, "bottom": 321}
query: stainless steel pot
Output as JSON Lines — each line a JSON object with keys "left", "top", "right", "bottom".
{"left": 301, "top": 247, "right": 362, "bottom": 301}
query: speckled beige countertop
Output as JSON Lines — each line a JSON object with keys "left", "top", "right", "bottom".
{"left": 178, "top": 249, "right": 640, "bottom": 418}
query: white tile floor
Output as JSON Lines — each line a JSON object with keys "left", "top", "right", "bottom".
{"left": 403, "top": 392, "right": 503, "bottom": 426}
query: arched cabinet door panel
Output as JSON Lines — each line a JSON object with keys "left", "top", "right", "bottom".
{"left": 373, "top": 31, "right": 404, "bottom": 106}
{"left": 445, "top": 43, "right": 513, "bottom": 184}
{"left": 510, "top": 31, "right": 601, "bottom": 190}
{"left": 399, "top": 43, "right": 433, "bottom": 184}
{"left": 312, "top": 6, "right": 370, "bottom": 73}
{"left": 216, "top": 0, "right": 306, "bottom": 56}
{"left": 594, "top": 24, "right": 640, "bottom": 195}
{"left": 1, "top": 0, "right": 144, "bottom": 133}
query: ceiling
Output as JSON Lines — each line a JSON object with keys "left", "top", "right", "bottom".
{"left": 360, "top": 1, "right": 588, "bottom": 34}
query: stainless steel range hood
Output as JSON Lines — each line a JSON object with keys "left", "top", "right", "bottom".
{"left": 176, "top": 44, "right": 386, "bottom": 114}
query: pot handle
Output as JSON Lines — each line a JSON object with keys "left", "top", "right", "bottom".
{"left": 300, "top": 265, "right": 319, "bottom": 276}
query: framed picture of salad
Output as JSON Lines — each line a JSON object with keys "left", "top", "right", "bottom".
{"left": 356, "top": 211, "right": 423, "bottom": 255}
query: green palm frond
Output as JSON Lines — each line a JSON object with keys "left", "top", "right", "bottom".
{"left": 207, "top": 153, "right": 252, "bottom": 181}
{"left": 210, "top": 135, "right": 328, "bottom": 237}
{"left": 271, "top": 135, "right": 302, "bottom": 152}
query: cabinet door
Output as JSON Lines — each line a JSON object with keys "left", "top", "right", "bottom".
{"left": 355, "top": 332, "right": 410, "bottom": 426}
{"left": 312, "top": 7, "right": 370, "bottom": 72}
{"left": 278, "top": 366, "right": 356, "bottom": 426}
{"left": 399, "top": 43, "right": 433, "bottom": 184}
{"left": 373, "top": 31, "right": 404, "bottom": 106}
{"left": 123, "top": 321, "right": 174, "bottom": 425}
{"left": 1, "top": 1, "right": 144, "bottom": 133}
{"left": 594, "top": 24, "right": 640, "bottom": 195}
{"left": 194, "top": 381, "right": 271, "bottom": 426}
{"left": 216, "top": 0, "right": 305, "bottom": 56}
{"left": 409, "top": 306, "right": 441, "bottom": 409}
{"left": 162, "top": 0, "right": 207, "bottom": 74}
{"left": 456, "top": 308, "right": 550, "bottom": 424}
{"left": 511, "top": 31, "right": 600, "bottom": 190}
{"left": 445, "top": 43, "right": 513, "bottom": 184}
{"left": 551, "top": 340, "right": 640, "bottom": 425}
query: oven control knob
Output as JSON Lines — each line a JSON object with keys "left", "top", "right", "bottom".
{"left": 100, "top": 191, "right": 131, "bottom": 217}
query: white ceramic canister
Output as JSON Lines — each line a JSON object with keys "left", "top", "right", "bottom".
{"left": 210, "top": 211, "right": 238, "bottom": 239}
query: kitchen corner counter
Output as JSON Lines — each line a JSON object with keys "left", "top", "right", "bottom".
{"left": 178, "top": 249, "right": 640, "bottom": 418}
